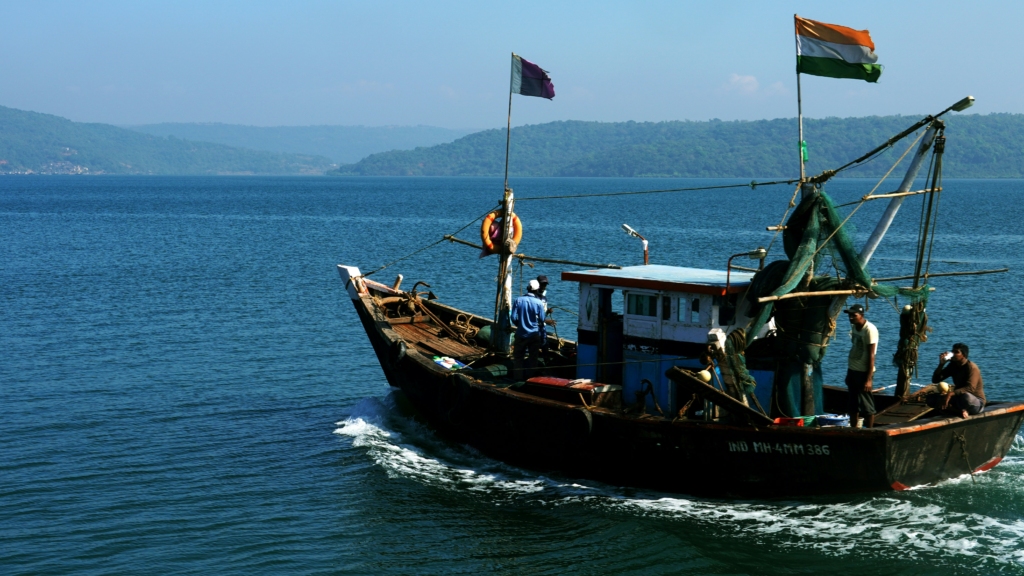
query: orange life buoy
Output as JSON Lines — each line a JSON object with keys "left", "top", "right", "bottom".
{"left": 480, "top": 210, "right": 523, "bottom": 252}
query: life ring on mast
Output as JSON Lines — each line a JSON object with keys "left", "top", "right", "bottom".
{"left": 480, "top": 210, "right": 523, "bottom": 252}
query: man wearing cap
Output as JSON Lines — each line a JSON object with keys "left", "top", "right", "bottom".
{"left": 845, "top": 303, "right": 878, "bottom": 428}
{"left": 511, "top": 279, "right": 547, "bottom": 380}
{"left": 536, "top": 275, "right": 557, "bottom": 329}
{"left": 930, "top": 343, "right": 985, "bottom": 418}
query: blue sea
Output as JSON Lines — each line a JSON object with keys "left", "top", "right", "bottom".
{"left": 3, "top": 175, "right": 1024, "bottom": 575}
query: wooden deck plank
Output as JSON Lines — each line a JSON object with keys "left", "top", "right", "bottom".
{"left": 418, "top": 336, "right": 479, "bottom": 358}
{"left": 390, "top": 320, "right": 480, "bottom": 358}
{"left": 391, "top": 321, "right": 441, "bottom": 339}
{"left": 874, "top": 402, "right": 934, "bottom": 425}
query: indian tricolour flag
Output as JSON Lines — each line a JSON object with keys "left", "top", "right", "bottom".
{"left": 795, "top": 15, "right": 882, "bottom": 83}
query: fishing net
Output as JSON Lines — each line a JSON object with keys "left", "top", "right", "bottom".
{"left": 723, "top": 329, "right": 757, "bottom": 395}
{"left": 734, "top": 187, "right": 931, "bottom": 415}
{"left": 747, "top": 187, "right": 930, "bottom": 342}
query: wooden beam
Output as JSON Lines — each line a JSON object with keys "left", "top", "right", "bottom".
{"left": 873, "top": 268, "right": 1009, "bottom": 283}
{"left": 665, "top": 367, "right": 774, "bottom": 427}
{"left": 862, "top": 187, "right": 942, "bottom": 201}
{"left": 444, "top": 235, "right": 620, "bottom": 269}
{"left": 758, "top": 289, "right": 868, "bottom": 303}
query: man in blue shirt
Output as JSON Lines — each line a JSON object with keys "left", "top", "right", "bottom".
{"left": 511, "top": 279, "right": 546, "bottom": 381}
{"left": 536, "top": 275, "right": 557, "bottom": 329}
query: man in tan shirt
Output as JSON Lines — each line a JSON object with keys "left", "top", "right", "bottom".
{"left": 845, "top": 304, "right": 877, "bottom": 428}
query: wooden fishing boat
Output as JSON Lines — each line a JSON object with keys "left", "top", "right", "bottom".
{"left": 337, "top": 98, "right": 1024, "bottom": 497}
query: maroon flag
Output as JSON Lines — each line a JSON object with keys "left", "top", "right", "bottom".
{"left": 511, "top": 54, "right": 555, "bottom": 99}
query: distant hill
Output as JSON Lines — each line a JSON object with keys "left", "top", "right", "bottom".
{"left": 337, "top": 114, "right": 1024, "bottom": 178}
{"left": 0, "top": 106, "right": 335, "bottom": 175}
{"left": 126, "top": 123, "right": 475, "bottom": 164}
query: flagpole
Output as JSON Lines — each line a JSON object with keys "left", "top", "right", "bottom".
{"left": 797, "top": 72, "right": 805, "bottom": 182}
{"left": 492, "top": 53, "right": 517, "bottom": 354}
{"left": 795, "top": 16, "right": 805, "bottom": 183}
{"left": 504, "top": 53, "right": 514, "bottom": 192}
{"left": 794, "top": 15, "right": 815, "bottom": 416}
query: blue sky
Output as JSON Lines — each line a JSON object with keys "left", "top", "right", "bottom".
{"left": 1, "top": 0, "right": 1020, "bottom": 128}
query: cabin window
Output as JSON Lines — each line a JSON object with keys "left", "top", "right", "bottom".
{"left": 678, "top": 297, "right": 702, "bottom": 324}
{"left": 627, "top": 293, "right": 658, "bottom": 317}
{"left": 662, "top": 297, "right": 672, "bottom": 320}
{"left": 715, "top": 294, "right": 738, "bottom": 326}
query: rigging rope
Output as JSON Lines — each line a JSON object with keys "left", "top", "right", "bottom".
{"left": 362, "top": 112, "right": 947, "bottom": 280}
{"left": 923, "top": 137, "right": 945, "bottom": 279}
{"left": 358, "top": 208, "right": 496, "bottom": 278}
{"left": 909, "top": 130, "right": 946, "bottom": 288}
{"left": 829, "top": 113, "right": 938, "bottom": 176}
{"left": 764, "top": 123, "right": 925, "bottom": 256}
{"left": 913, "top": 151, "right": 937, "bottom": 279}
{"left": 362, "top": 179, "right": 800, "bottom": 278}
{"left": 807, "top": 129, "right": 929, "bottom": 263}
{"left": 514, "top": 179, "right": 797, "bottom": 202}
{"left": 765, "top": 183, "right": 803, "bottom": 253}
{"left": 359, "top": 122, "right": 926, "bottom": 282}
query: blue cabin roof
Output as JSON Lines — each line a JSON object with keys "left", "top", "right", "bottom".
{"left": 561, "top": 265, "right": 753, "bottom": 296}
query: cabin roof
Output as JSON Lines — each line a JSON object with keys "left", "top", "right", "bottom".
{"left": 561, "top": 265, "right": 754, "bottom": 296}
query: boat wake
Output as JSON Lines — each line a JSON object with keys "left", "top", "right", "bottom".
{"left": 335, "top": 394, "right": 1024, "bottom": 568}
{"left": 335, "top": 393, "right": 550, "bottom": 497}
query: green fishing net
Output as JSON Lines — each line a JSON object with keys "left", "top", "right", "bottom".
{"left": 746, "top": 187, "right": 930, "bottom": 344}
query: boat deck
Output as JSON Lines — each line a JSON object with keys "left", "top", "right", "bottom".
{"left": 874, "top": 400, "right": 935, "bottom": 426}
{"left": 367, "top": 286, "right": 1013, "bottom": 431}
{"left": 390, "top": 316, "right": 482, "bottom": 358}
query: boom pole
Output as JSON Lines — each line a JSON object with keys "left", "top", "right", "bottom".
{"left": 858, "top": 123, "right": 941, "bottom": 265}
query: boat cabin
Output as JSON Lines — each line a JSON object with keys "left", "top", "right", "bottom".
{"left": 562, "top": 265, "right": 769, "bottom": 414}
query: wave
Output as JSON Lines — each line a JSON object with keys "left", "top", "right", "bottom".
{"left": 335, "top": 394, "right": 1024, "bottom": 569}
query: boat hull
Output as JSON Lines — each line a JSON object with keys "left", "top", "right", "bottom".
{"left": 339, "top": 266, "right": 1024, "bottom": 497}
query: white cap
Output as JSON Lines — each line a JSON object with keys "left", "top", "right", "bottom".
{"left": 528, "top": 279, "right": 540, "bottom": 291}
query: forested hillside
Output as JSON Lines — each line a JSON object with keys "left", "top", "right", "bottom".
{"left": 337, "top": 114, "right": 1024, "bottom": 178}
{"left": 5, "top": 104, "right": 1020, "bottom": 178}
{"left": 127, "top": 123, "right": 474, "bottom": 164}
{"left": 0, "top": 106, "right": 335, "bottom": 175}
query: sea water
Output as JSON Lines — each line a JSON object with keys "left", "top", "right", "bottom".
{"left": 3, "top": 176, "right": 1024, "bottom": 574}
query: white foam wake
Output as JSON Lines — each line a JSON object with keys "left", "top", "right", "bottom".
{"left": 335, "top": 395, "right": 548, "bottom": 496}
{"left": 610, "top": 490, "right": 1024, "bottom": 566}
{"left": 336, "top": 400, "right": 1024, "bottom": 568}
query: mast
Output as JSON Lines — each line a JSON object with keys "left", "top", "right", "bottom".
{"left": 492, "top": 55, "right": 518, "bottom": 353}
{"left": 491, "top": 187, "right": 516, "bottom": 353}
{"left": 490, "top": 51, "right": 556, "bottom": 353}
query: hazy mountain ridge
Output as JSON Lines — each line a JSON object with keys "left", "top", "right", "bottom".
{"left": 126, "top": 123, "right": 476, "bottom": 164}
{"left": 337, "top": 114, "right": 1024, "bottom": 178}
{"left": 3, "top": 105, "right": 1021, "bottom": 177}
{"left": 0, "top": 106, "right": 335, "bottom": 175}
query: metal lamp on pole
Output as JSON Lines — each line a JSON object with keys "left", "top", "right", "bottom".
{"left": 622, "top": 224, "right": 649, "bottom": 265}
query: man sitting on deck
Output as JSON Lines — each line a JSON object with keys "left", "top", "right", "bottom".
{"left": 511, "top": 279, "right": 546, "bottom": 381}
{"left": 930, "top": 343, "right": 986, "bottom": 418}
